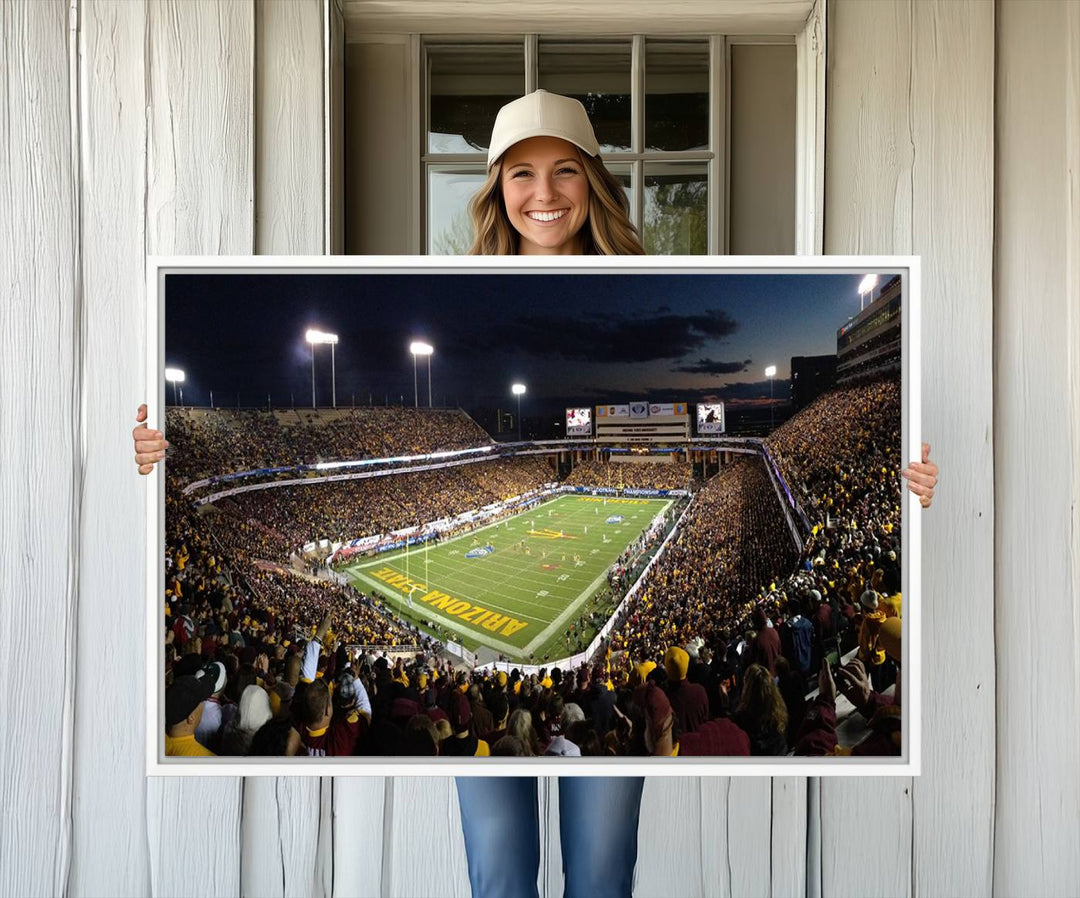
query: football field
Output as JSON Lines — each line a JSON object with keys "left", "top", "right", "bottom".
{"left": 340, "top": 494, "right": 672, "bottom": 661}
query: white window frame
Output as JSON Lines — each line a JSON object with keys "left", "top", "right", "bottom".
{"left": 405, "top": 2, "right": 825, "bottom": 256}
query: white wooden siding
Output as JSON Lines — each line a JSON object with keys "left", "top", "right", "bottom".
{"left": 824, "top": 3, "right": 997, "bottom": 897}
{"left": 0, "top": 2, "right": 78, "bottom": 895}
{"left": 1, "top": 2, "right": 1077, "bottom": 897}
{"left": 993, "top": 1, "right": 1080, "bottom": 895}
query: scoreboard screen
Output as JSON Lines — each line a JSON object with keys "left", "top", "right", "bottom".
{"left": 696, "top": 403, "right": 726, "bottom": 434}
{"left": 566, "top": 407, "right": 593, "bottom": 436}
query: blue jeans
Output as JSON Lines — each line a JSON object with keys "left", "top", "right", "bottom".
{"left": 455, "top": 776, "right": 645, "bottom": 898}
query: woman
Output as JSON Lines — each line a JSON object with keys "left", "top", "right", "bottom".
{"left": 445, "top": 91, "right": 648, "bottom": 898}
{"left": 132, "top": 90, "right": 939, "bottom": 898}
{"left": 733, "top": 663, "right": 790, "bottom": 756}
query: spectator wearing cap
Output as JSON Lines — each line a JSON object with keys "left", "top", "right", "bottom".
{"left": 441, "top": 690, "right": 490, "bottom": 757}
{"left": 857, "top": 589, "right": 888, "bottom": 666}
{"left": 193, "top": 661, "right": 229, "bottom": 751}
{"left": 664, "top": 646, "right": 710, "bottom": 735}
{"left": 165, "top": 667, "right": 219, "bottom": 756}
{"left": 545, "top": 735, "right": 581, "bottom": 757}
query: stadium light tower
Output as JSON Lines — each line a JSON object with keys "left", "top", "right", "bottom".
{"left": 410, "top": 341, "right": 434, "bottom": 408}
{"left": 857, "top": 273, "right": 879, "bottom": 312}
{"left": 306, "top": 329, "right": 339, "bottom": 408}
{"left": 165, "top": 367, "right": 185, "bottom": 406}
{"left": 512, "top": 383, "right": 527, "bottom": 441}
{"left": 765, "top": 365, "right": 777, "bottom": 431}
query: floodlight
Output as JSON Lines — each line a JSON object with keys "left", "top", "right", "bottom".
{"left": 764, "top": 365, "right": 776, "bottom": 378}
{"left": 857, "top": 274, "right": 879, "bottom": 296}
{"left": 410, "top": 341, "right": 435, "bottom": 407}
{"left": 512, "top": 383, "right": 527, "bottom": 396}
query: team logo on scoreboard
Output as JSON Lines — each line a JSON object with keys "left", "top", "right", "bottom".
{"left": 629, "top": 401, "right": 648, "bottom": 418}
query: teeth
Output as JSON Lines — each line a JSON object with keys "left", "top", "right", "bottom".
{"left": 527, "top": 210, "right": 567, "bottom": 222}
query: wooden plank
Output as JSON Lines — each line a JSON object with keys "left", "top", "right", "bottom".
{"left": 145, "top": 0, "right": 255, "bottom": 258}
{"left": 382, "top": 777, "right": 471, "bottom": 898}
{"left": 823, "top": 3, "right": 997, "bottom": 897}
{"left": 242, "top": 4, "right": 329, "bottom": 895}
{"left": 0, "top": 1, "right": 77, "bottom": 895}
{"left": 822, "top": 3, "right": 915, "bottom": 895}
{"left": 635, "top": 777, "right": 706, "bottom": 897}
{"left": 907, "top": 3, "right": 995, "bottom": 896}
{"left": 241, "top": 779, "right": 328, "bottom": 898}
{"left": 993, "top": 2, "right": 1080, "bottom": 894}
{"left": 702, "top": 777, "right": 804, "bottom": 898}
{"left": 70, "top": 1, "right": 153, "bottom": 894}
{"left": 144, "top": 2, "right": 254, "bottom": 895}
{"left": 255, "top": 0, "right": 324, "bottom": 255}
{"left": 332, "top": 778, "right": 386, "bottom": 897}
{"left": 771, "top": 777, "right": 808, "bottom": 898}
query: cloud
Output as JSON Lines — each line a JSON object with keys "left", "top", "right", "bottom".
{"left": 452, "top": 308, "right": 738, "bottom": 363}
{"left": 670, "top": 357, "right": 752, "bottom": 375}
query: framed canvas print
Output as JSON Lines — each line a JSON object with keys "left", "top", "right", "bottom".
{"left": 146, "top": 255, "right": 920, "bottom": 776}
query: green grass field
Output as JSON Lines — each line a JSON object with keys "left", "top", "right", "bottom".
{"left": 340, "top": 494, "right": 672, "bottom": 661}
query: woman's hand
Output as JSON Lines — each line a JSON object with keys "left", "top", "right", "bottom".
{"left": 902, "top": 442, "right": 938, "bottom": 509}
{"left": 133, "top": 403, "right": 169, "bottom": 474}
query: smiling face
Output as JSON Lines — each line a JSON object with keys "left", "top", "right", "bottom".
{"left": 499, "top": 136, "right": 591, "bottom": 255}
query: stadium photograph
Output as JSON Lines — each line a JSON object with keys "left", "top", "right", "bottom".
{"left": 154, "top": 261, "right": 912, "bottom": 768}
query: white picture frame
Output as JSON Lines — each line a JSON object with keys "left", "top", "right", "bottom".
{"left": 146, "top": 254, "right": 920, "bottom": 777}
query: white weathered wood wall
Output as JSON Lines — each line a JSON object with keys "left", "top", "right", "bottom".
{"left": 1, "top": 1, "right": 1077, "bottom": 896}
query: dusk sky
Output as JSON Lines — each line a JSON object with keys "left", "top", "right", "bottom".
{"left": 165, "top": 271, "right": 894, "bottom": 419}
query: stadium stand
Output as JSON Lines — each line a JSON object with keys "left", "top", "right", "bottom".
{"left": 163, "top": 379, "right": 903, "bottom": 758}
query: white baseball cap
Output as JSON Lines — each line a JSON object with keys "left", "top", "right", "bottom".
{"left": 486, "top": 90, "right": 601, "bottom": 168}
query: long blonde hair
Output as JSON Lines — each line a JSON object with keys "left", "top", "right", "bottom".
{"left": 468, "top": 151, "right": 645, "bottom": 256}
{"left": 735, "top": 663, "right": 788, "bottom": 736}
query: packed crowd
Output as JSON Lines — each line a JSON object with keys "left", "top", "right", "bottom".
{"left": 606, "top": 457, "right": 799, "bottom": 661}
{"left": 167, "top": 615, "right": 900, "bottom": 759}
{"left": 164, "top": 378, "right": 904, "bottom": 757}
{"left": 563, "top": 459, "right": 694, "bottom": 491}
{"left": 165, "top": 476, "right": 424, "bottom": 693}
{"left": 226, "top": 457, "right": 553, "bottom": 551}
{"left": 164, "top": 407, "right": 492, "bottom": 483}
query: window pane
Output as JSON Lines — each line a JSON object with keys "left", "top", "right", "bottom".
{"left": 643, "top": 163, "right": 707, "bottom": 255}
{"left": 428, "top": 167, "right": 487, "bottom": 254}
{"left": 538, "top": 41, "right": 632, "bottom": 153}
{"left": 428, "top": 44, "right": 524, "bottom": 154}
{"left": 645, "top": 40, "right": 709, "bottom": 152}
